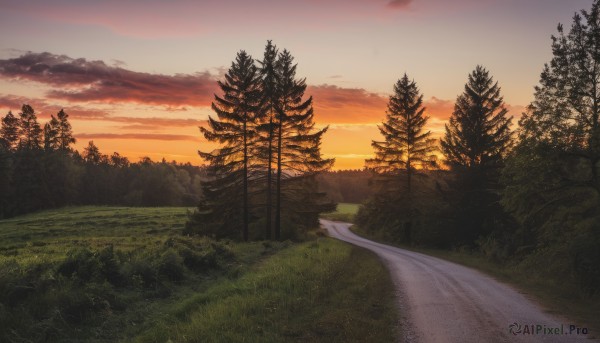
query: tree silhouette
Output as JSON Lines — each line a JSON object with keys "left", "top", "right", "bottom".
{"left": 366, "top": 74, "right": 437, "bottom": 242}
{"left": 441, "top": 66, "right": 513, "bottom": 244}
{"left": 1, "top": 111, "right": 19, "bottom": 151}
{"left": 56, "top": 109, "right": 76, "bottom": 151}
{"left": 43, "top": 115, "right": 60, "bottom": 151}
{"left": 192, "top": 50, "right": 261, "bottom": 240}
{"left": 257, "top": 40, "right": 279, "bottom": 239}
{"left": 272, "top": 49, "right": 334, "bottom": 238}
{"left": 18, "top": 104, "right": 43, "bottom": 150}
{"left": 441, "top": 66, "right": 512, "bottom": 170}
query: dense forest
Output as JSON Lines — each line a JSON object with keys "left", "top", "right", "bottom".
{"left": 357, "top": 2, "right": 600, "bottom": 296}
{"left": 0, "top": 106, "right": 207, "bottom": 218}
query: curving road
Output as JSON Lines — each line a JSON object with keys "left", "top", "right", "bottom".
{"left": 321, "top": 219, "right": 594, "bottom": 343}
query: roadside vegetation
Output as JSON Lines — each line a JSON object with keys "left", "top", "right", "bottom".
{"left": 351, "top": 224, "right": 600, "bottom": 335}
{"left": 319, "top": 203, "right": 359, "bottom": 223}
{"left": 0, "top": 207, "right": 398, "bottom": 342}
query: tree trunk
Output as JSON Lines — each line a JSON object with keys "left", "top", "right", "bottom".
{"left": 265, "top": 117, "right": 273, "bottom": 240}
{"left": 275, "top": 117, "right": 283, "bottom": 240}
{"left": 243, "top": 119, "right": 249, "bottom": 242}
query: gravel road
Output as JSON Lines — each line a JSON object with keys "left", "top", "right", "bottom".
{"left": 321, "top": 219, "right": 595, "bottom": 343}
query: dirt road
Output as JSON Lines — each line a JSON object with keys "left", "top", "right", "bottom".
{"left": 321, "top": 219, "right": 593, "bottom": 343}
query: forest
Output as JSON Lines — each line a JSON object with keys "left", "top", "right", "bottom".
{"left": 0, "top": 107, "right": 207, "bottom": 218}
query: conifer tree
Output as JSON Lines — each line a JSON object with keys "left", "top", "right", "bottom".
{"left": 272, "top": 49, "right": 334, "bottom": 239}
{"left": 18, "top": 104, "right": 43, "bottom": 150}
{"left": 191, "top": 51, "right": 261, "bottom": 241}
{"left": 365, "top": 75, "right": 436, "bottom": 242}
{"left": 367, "top": 74, "right": 437, "bottom": 190}
{"left": 257, "top": 40, "right": 279, "bottom": 239}
{"left": 83, "top": 141, "right": 105, "bottom": 164}
{"left": 56, "top": 109, "right": 76, "bottom": 151}
{"left": 440, "top": 66, "right": 512, "bottom": 171}
{"left": 43, "top": 115, "right": 60, "bottom": 151}
{"left": 1, "top": 111, "right": 19, "bottom": 151}
{"left": 440, "top": 66, "right": 513, "bottom": 244}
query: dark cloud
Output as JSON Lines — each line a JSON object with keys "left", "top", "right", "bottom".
{"left": 387, "top": 0, "right": 412, "bottom": 9}
{"left": 0, "top": 52, "right": 218, "bottom": 106}
{"left": 0, "top": 94, "right": 109, "bottom": 119}
{"left": 0, "top": 94, "right": 207, "bottom": 130}
{"left": 76, "top": 133, "right": 200, "bottom": 141}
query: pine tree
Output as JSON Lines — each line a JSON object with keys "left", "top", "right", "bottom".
{"left": 440, "top": 66, "right": 513, "bottom": 244}
{"left": 191, "top": 50, "right": 261, "bottom": 240}
{"left": 366, "top": 74, "right": 437, "bottom": 242}
{"left": 18, "top": 104, "right": 43, "bottom": 150}
{"left": 83, "top": 141, "right": 106, "bottom": 164}
{"left": 257, "top": 40, "right": 280, "bottom": 239}
{"left": 56, "top": 109, "right": 76, "bottom": 151}
{"left": 1, "top": 111, "right": 20, "bottom": 151}
{"left": 43, "top": 115, "right": 60, "bottom": 151}
{"left": 272, "top": 49, "right": 334, "bottom": 239}
{"left": 367, "top": 74, "right": 437, "bottom": 190}
{"left": 440, "top": 66, "right": 512, "bottom": 170}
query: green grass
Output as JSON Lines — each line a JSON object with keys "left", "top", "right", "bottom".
{"left": 0, "top": 207, "right": 399, "bottom": 342}
{"left": 351, "top": 225, "right": 600, "bottom": 339}
{"left": 135, "top": 238, "right": 398, "bottom": 343}
{"left": 320, "top": 203, "right": 360, "bottom": 222}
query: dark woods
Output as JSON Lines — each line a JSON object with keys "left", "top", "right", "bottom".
{"left": 186, "top": 42, "right": 335, "bottom": 241}
{"left": 0, "top": 105, "right": 206, "bottom": 218}
{"left": 358, "top": 1, "right": 600, "bottom": 296}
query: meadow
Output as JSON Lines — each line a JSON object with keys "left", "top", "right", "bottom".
{"left": 319, "top": 203, "right": 359, "bottom": 223}
{"left": 0, "top": 206, "right": 397, "bottom": 342}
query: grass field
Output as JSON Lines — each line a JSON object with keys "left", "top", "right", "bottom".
{"left": 0, "top": 206, "right": 397, "bottom": 342}
{"left": 320, "top": 203, "right": 360, "bottom": 222}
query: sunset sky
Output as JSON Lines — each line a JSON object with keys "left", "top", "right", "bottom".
{"left": 0, "top": 0, "right": 592, "bottom": 169}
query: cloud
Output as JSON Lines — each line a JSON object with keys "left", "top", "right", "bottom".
{"left": 0, "top": 94, "right": 110, "bottom": 119}
{"left": 423, "top": 96, "right": 454, "bottom": 120}
{"left": 76, "top": 133, "right": 200, "bottom": 142}
{"left": 0, "top": 52, "right": 218, "bottom": 106}
{"left": 387, "top": 0, "right": 412, "bottom": 9}
{"left": 308, "top": 84, "right": 388, "bottom": 124}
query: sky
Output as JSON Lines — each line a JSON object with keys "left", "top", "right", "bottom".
{"left": 0, "top": 0, "right": 593, "bottom": 169}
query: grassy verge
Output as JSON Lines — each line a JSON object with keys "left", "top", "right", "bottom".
{"left": 320, "top": 203, "right": 360, "bottom": 223}
{"left": 351, "top": 225, "right": 600, "bottom": 337}
{"left": 135, "top": 238, "right": 398, "bottom": 343}
{"left": 0, "top": 207, "right": 398, "bottom": 342}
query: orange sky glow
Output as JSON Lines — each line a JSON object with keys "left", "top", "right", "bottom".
{"left": 0, "top": 0, "right": 587, "bottom": 169}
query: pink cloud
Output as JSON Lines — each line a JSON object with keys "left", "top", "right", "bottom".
{"left": 387, "top": 0, "right": 412, "bottom": 9}
{"left": 0, "top": 52, "right": 218, "bottom": 106}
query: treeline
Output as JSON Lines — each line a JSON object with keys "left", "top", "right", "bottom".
{"left": 358, "top": 1, "right": 600, "bottom": 295}
{"left": 316, "top": 170, "right": 373, "bottom": 203}
{"left": 0, "top": 105, "right": 206, "bottom": 218}
{"left": 186, "top": 41, "right": 335, "bottom": 241}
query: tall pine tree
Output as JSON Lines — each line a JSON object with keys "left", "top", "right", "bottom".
{"left": 440, "top": 66, "right": 512, "bottom": 170}
{"left": 257, "top": 40, "right": 279, "bottom": 239}
{"left": 1, "top": 111, "right": 19, "bottom": 151}
{"left": 365, "top": 75, "right": 437, "bottom": 243}
{"left": 18, "top": 104, "right": 43, "bottom": 150}
{"left": 190, "top": 51, "right": 261, "bottom": 240}
{"left": 440, "top": 66, "right": 513, "bottom": 244}
{"left": 272, "top": 49, "right": 334, "bottom": 239}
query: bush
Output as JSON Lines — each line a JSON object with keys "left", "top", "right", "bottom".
{"left": 158, "top": 249, "right": 185, "bottom": 281}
